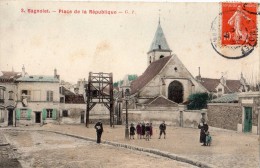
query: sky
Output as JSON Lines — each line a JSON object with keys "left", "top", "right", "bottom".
{"left": 0, "top": 1, "right": 259, "bottom": 84}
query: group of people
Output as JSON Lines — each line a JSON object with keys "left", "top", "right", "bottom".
{"left": 130, "top": 122, "right": 153, "bottom": 140}
{"left": 94, "top": 120, "right": 167, "bottom": 143}
{"left": 129, "top": 121, "right": 166, "bottom": 140}
{"left": 94, "top": 119, "right": 212, "bottom": 147}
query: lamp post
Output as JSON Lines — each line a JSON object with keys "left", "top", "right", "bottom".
{"left": 124, "top": 89, "right": 130, "bottom": 139}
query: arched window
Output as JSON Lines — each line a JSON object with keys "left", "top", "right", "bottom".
{"left": 168, "top": 81, "right": 184, "bottom": 103}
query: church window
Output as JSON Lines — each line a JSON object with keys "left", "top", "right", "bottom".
{"left": 158, "top": 45, "right": 161, "bottom": 49}
{"left": 174, "top": 67, "right": 178, "bottom": 72}
{"left": 160, "top": 55, "right": 164, "bottom": 59}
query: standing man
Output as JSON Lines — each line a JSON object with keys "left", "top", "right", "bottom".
{"left": 94, "top": 119, "right": 103, "bottom": 143}
{"left": 159, "top": 121, "right": 166, "bottom": 139}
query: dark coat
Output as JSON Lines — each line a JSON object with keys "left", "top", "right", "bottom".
{"left": 130, "top": 126, "right": 136, "bottom": 135}
{"left": 145, "top": 125, "right": 150, "bottom": 132}
{"left": 141, "top": 124, "right": 145, "bottom": 135}
{"left": 159, "top": 123, "right": 166, "bottom": 131}
{"left": 136, "top": 124, "right": 142, "bottom": 135}
{"left": 95, "top": 121, "right": 103, "bottom": 134}
{"left": 198, "top": 122, "right": 208, "bottom": 143}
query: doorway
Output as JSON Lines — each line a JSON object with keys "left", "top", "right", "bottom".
{"left": 8, "top": 109, "right": 13, "bottom": 126}
{"left": 35, "top": 112, "right": 41, "bottom": 123}
{"left": 244, "top": 107, "right": 252, "bottom": 133}
{"left": 168, "top": 81, "right": 184, "bottom": 103}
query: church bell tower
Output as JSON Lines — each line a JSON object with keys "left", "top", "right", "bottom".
{"left": 147, "top": 19, "right": 172, "bottom": 66}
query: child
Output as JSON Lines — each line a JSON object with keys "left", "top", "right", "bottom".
{"left": 136, "top": 122, "right": 142, "bottom": 139}
{"left": 205, "top": 131, "right": 212, "bottom": 146}
{"left": 130, "top": 123, "right": 136, "bottom": 139}
{"left": 145, "top": 123, "right": 150, "bottom": 141}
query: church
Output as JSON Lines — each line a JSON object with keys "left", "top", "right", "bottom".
{"left": 120, "top": 20, "right": 207, "bottom": 109}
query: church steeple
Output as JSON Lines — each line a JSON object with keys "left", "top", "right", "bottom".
{"left": 148, "top": 21, "right": 171, "bottom": 53}
{"left": 147, "top": 19, "right": 172, "bottom": 66}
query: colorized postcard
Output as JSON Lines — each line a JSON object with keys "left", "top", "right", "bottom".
{"left": 0, "top": 1, "right": 259, "bottom": 168}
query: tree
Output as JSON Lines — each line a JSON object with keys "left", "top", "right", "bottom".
{"left": 187, "top": 92, "right": 209, "bottom": 110}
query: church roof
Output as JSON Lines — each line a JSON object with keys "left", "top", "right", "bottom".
{"left": 131, "top": 56, "right": 172, "bottom": 94}
{"left": 144, "top": 95, "right": 178, "bottom": 107}
{"left": 148, "top": 22, "right": 171, "bottom": 53}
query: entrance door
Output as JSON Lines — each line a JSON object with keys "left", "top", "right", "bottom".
{"left": 8, "top": 109, "right": 13, "bottom": 126}
{"left": 35, "top": 112, "right": 41, "bottom": 123}
{"left": 244, "top": 107, "right": 252, "bottom": 133}
{"left": 168, "top": 81, "right": 184, "bottom": 103}
{"left": 80, "top": 111, "right": 84, "bottom": 123}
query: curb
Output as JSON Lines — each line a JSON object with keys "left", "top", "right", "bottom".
{"left": 43, "top": 130, "right": 216, "bottom": 168}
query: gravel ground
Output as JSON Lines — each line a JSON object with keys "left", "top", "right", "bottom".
{"left": 3, "top": 130, "right": 198, "bottom": 168}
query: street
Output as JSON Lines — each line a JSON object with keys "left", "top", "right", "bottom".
{"left": 1, "top": 129, "right": 197, "bottom": 168}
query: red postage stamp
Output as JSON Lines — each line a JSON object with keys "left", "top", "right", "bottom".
{"left": 222, "top": 3, "right": 257, "bottom": 46}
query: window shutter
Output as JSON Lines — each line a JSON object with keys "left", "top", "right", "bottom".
{"left": 42, "top": 109, "right": 47, "bottom": 120}
{"left": 52, "top": 109, "right": 57, "bottom": 120}
{"left": 27, "top": 109, "right": 32, "bottom": 120}
{"left": 16, "top": 109, "right": 20, "bottom": 120}
{"left": 51, "top": 91, "right": 53, "bottom": 101}
{"left": 46, "top": 91, "right": 49, "bottom": 101}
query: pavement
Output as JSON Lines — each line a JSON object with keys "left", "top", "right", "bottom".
{"left": 0, "top": 131, "right": 22, "bottom": 168}
{"left": 0, "top": 124, "right": 259, "bottom": 168}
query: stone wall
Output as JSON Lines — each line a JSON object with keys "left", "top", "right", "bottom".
{"left": 207, "top": 103, "right": 242, "bottom": 131}
{"left": 122, "top": 109, "right": 204, "bottom": 128}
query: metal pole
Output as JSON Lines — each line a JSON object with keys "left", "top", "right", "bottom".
{"left": 125, "top": 99, "right": 129, "bottom": 139}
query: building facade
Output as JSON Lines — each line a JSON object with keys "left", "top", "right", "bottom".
{"left": 14, "top": 69, "right": 60, "bottom": 126}
{"left": 0, "top": 71, "right": 21, "bottom": 127}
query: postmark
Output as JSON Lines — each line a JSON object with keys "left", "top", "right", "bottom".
{"left": 210, "top": 2, "right": 258, "bottom": 59}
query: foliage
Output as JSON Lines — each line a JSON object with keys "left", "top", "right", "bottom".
{"left": 187, "top": 92, "right": 209, "bottom": 110}
{"left": 113, "top": 74, "right": 138, "bottom": 87}
{"left": 128, "top": 74, "right": 138, "bottom": 81}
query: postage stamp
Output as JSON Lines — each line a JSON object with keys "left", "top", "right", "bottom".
{"left": 210, "top": 2, "right": 258, "bottom": 59}
{"left": 222, "top": 3, "right": 257, "bottom": 46}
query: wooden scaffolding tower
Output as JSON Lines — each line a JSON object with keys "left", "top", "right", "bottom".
{"left": 85, "top": 72, "right": 114, "bottom": 127}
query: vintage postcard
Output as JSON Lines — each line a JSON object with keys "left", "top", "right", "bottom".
{"left": 0, "top": 1, "right": 259, "bottom": 168}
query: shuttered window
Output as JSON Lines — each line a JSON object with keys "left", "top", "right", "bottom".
{"left": 27, "top": 109, "right": 32, "bottom": 120}
{"left": 16, "top": 109, "right": 21, "bottom": 120}
{"left": 46, "top": 91, "right": 53, "bottom": 102}
{"left": 42, "top": 109, "right": 47, "bottom": 120}
{"left": 0, "top": 86, "right": 5, "bottom": 103}
{"left": 52, "top": 109, "right": 57, "bottom": 120}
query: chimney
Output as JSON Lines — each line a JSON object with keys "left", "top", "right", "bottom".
{"left": 22, "top": 65, "right": 25, "bottom": 77}
{"left": 54, "top": 68, "right": 57, "bottom": 77}
{"left": 196, "top": 67, "right": 202, "bottom": 82}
